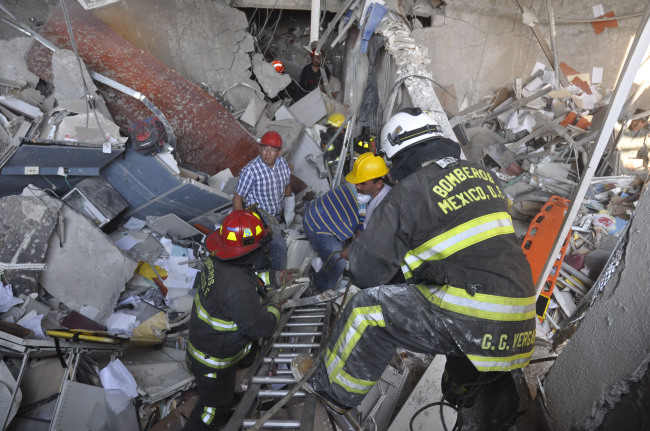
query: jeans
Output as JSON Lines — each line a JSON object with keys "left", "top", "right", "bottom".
{"left": 257, "top": 213, "right": 287, "bottom": 270}
{"left": 303, "top": 220, "right": 346, "bottom": 291}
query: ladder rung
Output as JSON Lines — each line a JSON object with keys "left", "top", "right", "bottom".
{"left": 280, "top": 332, "right": 321, "bottom": 336}
{"left": 263, "top": 357, "right": 293, "bottom": 364}
{"left": 258, "top": 389, "right": 307, "bottom": 397}
{"left": 242, "top": 419, "right": 302, "bottom": 428}
{"left": 290, "top": 314, "right": 325, "bottom": 319}
{"left": 285, "top": 322, "right": 323, "bottom": 327}
{"left": 251, "top": 376, "right": 296, "bottom": 384}
{"left": 292, "top": 307, "right": 325, "bottom": 312}
{"left": 273, "top": 343, "right": 319, "bottom": 349}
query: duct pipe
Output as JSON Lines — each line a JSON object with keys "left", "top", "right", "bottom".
{"left": 310, "top": 0, "right": 320, "bottom": 45}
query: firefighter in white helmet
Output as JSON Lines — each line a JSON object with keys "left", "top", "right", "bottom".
{"left": 293, "top": 108, "right": 536, "bottom": 413}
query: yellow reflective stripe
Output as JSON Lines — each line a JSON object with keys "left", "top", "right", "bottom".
{"left": 332, "top": 367, "right": 376, "bottom": 394}
{"left": 467, "top": 350, "right": 534, "bottom": 372}
{"left": 267, "top": 305, "right": 280, "bottom": 321}
{"left": 401, "top": 212, "right": 515, "bottom": 278}
{"left": 257, "top": 270, "right": 271, "bottom": 286}
{"left": 194, "top": 295, "right": 239, "bottom": 331}
{"left": 188, "top": 340, "right": 251, "bottom": 369}
{"left": 325, "top": 306, "right": 385, "bottom": 388}
{"left": 201, "top": 407, "right": 215, "bottom": 425}
{"left": 417, "top": 284, "right": 536, "bottom": 321}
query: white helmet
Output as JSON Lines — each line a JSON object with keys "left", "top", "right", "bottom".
{"left": 380, "top": 108, "right": 444, "bottom": 159}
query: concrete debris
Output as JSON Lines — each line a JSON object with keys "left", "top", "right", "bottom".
{"left": 251, "top": 53, "right": 291, "bottom": 99}
{"left": 0, "top": 0, "right": 649, "bottom": 429}
{"left": 40, "top": 204, "right": 137, "bottom": 323}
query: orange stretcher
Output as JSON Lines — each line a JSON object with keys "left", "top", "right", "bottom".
{"left": 521, "top": 195, "right": 572, "bottom": 322}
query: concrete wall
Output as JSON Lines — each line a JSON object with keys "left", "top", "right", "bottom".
{"left": 412, "top": 0, "right": 649, "bottom": 112}
{"left": 92, "top": 0, "right": 257, "bottom": 111}
{"left": 544, "top": 188, "right": 650, "bottom": 430}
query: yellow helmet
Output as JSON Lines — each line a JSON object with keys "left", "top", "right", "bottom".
{"left": 327, "top": 112, "right": 346, "bottom": 128}
{"left": 345, "top": 153, "right": 389, "bottom": 184}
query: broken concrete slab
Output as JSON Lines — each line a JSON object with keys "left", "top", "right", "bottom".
{"left": 117, "top": 346, "right": 193, "bottom": 403}
{"left": 0, "top": 37, "right": 39, "bottom": 88}
{"left": 288, "top": 89, "right": 328, "bottom": 127}
{"left": 26, "top": 0, "right": 260, "bottom": 176}
{"left": 0, "top": 194, "right": 60, "bottom": 295}
{"left": 51, "top": 48, "right": 99, "bottom": 102}
{"left": 39, "top": 204, "right": 137, "bottom": 324}
{"left": 251, "top": 53, "right": 291, "bottom": 99}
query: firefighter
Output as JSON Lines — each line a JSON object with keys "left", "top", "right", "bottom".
{"left": 184, "top": 210, "right": 282, "bottom": 430}
{"left": 293, "top": 108, "right": 536, "bottom": 413}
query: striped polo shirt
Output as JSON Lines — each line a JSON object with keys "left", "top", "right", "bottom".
{"left": 304, "top": 183, "right": 359, "bottom": 241}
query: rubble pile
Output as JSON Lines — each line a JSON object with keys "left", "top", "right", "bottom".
{"left": 452, "top": 61, "right": 649, "bottom": 335}
{"left": 0, "top": 0, "right": 649, "bottom": 430}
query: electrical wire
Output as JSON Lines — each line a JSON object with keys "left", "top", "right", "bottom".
{"left": 60, "top": 0, "right": 110, "bottom": 145}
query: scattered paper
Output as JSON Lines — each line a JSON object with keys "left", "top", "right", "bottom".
{"left": 115, "top": 233, "right": 141, "bottom": 251}
{"left": 17, "top": 310, "right": 45, "bottom": 339}
{"left": 542, "top": 71, "right": 555, "bottom": 84}
{"left": 123, "top": 217, "right": 146, "bottom": 231}
{"left": 592, "top": 67, "right": 603, "bottom": 84}
{"left": 106, "top": 312, "right": 139, "bottom": 336}
{"left": 567, "top": 73, "right": 591, "bottom": 86}
{"left": 99, "top": 359, "right": 139, "bottom": 399}
{"left": 548, "top": 88, "right": 573, "bottom": 99}
{"left": 532, "top": 62, "right": 546, "bottom": 76}
{"left": 0, "top": 283, "right": 23, "bottom": 313}
{"left": 592, "top": 4, "right": 604, "bottom": 17}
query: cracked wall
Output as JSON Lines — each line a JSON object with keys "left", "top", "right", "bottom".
{"left": 412, "top": 0, "right": 648, "bottom": 111}
{"left": 544, "top": 188, "right": 650, "bottom": 430}
{"left": 92, "top": 0, "right": 257, "bottom": 111}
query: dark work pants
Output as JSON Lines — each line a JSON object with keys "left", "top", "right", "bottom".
{"left": 184, "top": 356, "right": 237, "bottom": 430}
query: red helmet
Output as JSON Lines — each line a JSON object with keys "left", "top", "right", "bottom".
{"left": 260, "top": 131, "right": 282, "bottom": 149}
{"left": 206, "top": 210, "right": 268, "bottom": 260}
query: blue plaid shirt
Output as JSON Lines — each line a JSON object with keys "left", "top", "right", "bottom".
{"left": 236, "top": 156, "right": 291, "bottom": 217}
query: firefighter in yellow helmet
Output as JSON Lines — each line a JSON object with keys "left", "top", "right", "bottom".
{"left": 185, "top": 210, "right": 282, "bottom": 430}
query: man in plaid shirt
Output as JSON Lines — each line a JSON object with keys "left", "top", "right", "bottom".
{"left": 233, "top": 131, "right": 293, "bottom": 270}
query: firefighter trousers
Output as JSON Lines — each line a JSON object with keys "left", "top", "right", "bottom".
{"left": 309, "top": 284, "right": 466, "bottom": 408}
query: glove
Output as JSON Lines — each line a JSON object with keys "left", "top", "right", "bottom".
{"left": 284, "top": 194, "right": 296, "bottom": 226}
{"left": 275, "top": 268, "right": 299, "bottom": 286}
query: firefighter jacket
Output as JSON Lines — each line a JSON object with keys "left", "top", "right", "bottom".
{"left": 188, "top": 256, "right": 280, "bottom": 371}
{"left": 348, "top": 158, "right": 537, "bottom": 372}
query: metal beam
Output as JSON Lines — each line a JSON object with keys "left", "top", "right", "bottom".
{"left": 534, "top": 2, "right": 650, "bottom": 298}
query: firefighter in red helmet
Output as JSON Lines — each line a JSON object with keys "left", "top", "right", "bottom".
{"left": 184, "top": 210, "right": 282, "bottom": 430}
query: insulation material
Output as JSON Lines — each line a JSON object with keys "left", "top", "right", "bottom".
{"left": 375, "top": 10, "right": 457, "bottom": 142}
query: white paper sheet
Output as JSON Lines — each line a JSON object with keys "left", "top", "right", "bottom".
{"left": 99, "top": 359, "right": 139, "bottom": 399}
{"left": 592, "top": 67, "right": 603, "bottom": 84}
{"left": 0, "top": 283, "right": 23, "bottom": 312}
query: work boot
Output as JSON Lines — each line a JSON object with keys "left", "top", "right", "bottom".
{"left": 291, "top": 354, "right": 351, "bottom": 414}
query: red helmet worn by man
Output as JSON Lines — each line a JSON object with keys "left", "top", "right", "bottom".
{"left": 206, "top": 210, "right": 268, "bottom": 260}
{"left": 260, "top": 131, "right": 282, "bottom": 149}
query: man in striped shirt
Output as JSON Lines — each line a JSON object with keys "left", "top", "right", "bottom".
{"left": 303, "top": 154, "right": 390, "bottom": 292}
{"left": 233, "top": 131, "right": 293, "bottom": 270}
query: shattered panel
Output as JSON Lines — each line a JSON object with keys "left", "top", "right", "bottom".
{"left": 0, "top": 195, "right": 60, "bottom": 296}
{"left": 25, "top": 0, "right": 259, "bottom": 176}
{"left": 101, "top": 148, "right": 232, "bottom": 222}
{"left": 39, "top": 205, "right": 137, "bottom": 324}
